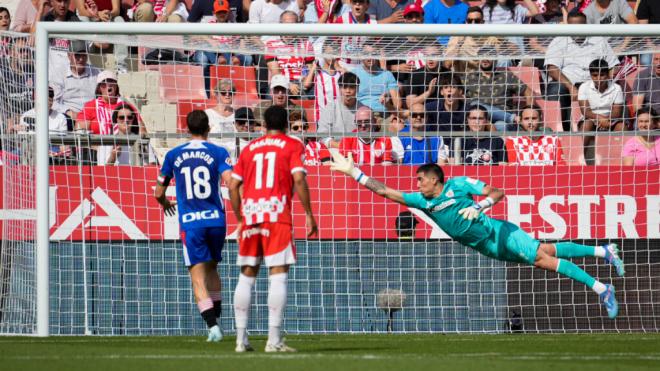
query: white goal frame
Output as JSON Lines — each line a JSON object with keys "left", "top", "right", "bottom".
{"left": 33, "top": 22, "right": 660, "bottom": 336}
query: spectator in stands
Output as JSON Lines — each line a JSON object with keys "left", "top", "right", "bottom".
{"left": 352, "top": 49, "right": 401, "bottom": 115}
{"left": 531, "top": 0, "right": 565, "bottom": 24}
{"left": 637, "top": 0, "right": 659, "bottom": 66}
{"left": 423, "top": 0, "right": 468, "bottom": 45}
{"left": 188, "top": 0, "right": 247, "bottom": 22}
{"left": 194, "top": 0, "right": 252, "bottom": 98}
{"left": 404, "top": 58, "right": 446, "bottom": 108}
{"left": 32, "top": 0, "right": 80, "bottom": 78}
{"left": 216, "top": 106, "right": 252, "bottom": 160}
{"left": 333, "top": 0, "right": 377, "bottom": 68}
{"left": 385, "top": 2, "right": 426, "bottom": 85}
{"left": 18, "top": 86, "right": 73, "bottom": 164}
{"left": 266, "top": 11, "right": 315, "bottom": 97}
{"left": 0, "top": 37, "right": 34, "bottom": 131}
{"left": 623, "top": 107, "right": 660, "bottom": 166}
{"left": 0, "top": 8, "right": 12, "bottom": 57}
{"left": 106, "top": 103, "right": 145, "bottom": 165}
{"left": 482, "top": 0, "right": 539, "bottom": 24}
{"left": 338, "top": 106, "right": 395, "bottom": 164}
{"left": 206, "top": 79, "right": 236, "bottom": 137}
{"left": 248, "top": 0, "right": 301, "bottom": 23}
{"left": 505, "top": 105, "right": 565, "bottom": 165}
{"left": 302, "top": 45, "right": 342, "bottom": 122}
{"left": 633, "top": 53, "right": 660, "bottom": 113}
{"left": 51, "top": 40, "right": 100, "bottom": 119}
{"left": 425, "top": 73, "right": 466, "bottom": 133}
{"left": 578, "top": 58, "right": 625, "bottom": 164}
{"left": 368, "top": 0, "right": 413, "bottom": 23}
{"left": 74, "top": 0, "right": 129, "bottom": 72}
{"left": 11, "top": 0, "right": 42, "bottom": 32}
{"left": 317, "top": 71, "right": 362, "bottom": 147}
{"left": 455, "top": 106, "right": 504, "bottom": 165}
{"left": 289, "top": 110, "right": 332, "bottom": 165}
{"left": 254, "top": 74, "right": 304, "bottom": 121}
{"left": 0, "top": 7, "right": 10, "bottom": 30}
{"left": 544, "top": 11, "right": 619, "bottom": 132}
{"left": 464, "top": 54, "right": 532, "bottom": 131}
{"left": 444, "top": 6, "right": 518, "bottom": 73}
{"left": 130, "top": 0, "right": 189, "bottom": 22}
{"left": 394, "top": 103, "right": 449, "bottom": 165}
{"left": 583, "top": 0, "right": 637, "bottom": 24}
{"left": 76, "top": 71, "right": 133, "bottom": 134}
{"left": 382, "top": 112, "right": 405, "bottom": 133}
{"left": 395, "top": 210, "right": 418, "bottom": 239}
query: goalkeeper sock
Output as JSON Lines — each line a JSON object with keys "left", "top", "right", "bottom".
{"left": 234, "top": 274, "right": 255, "bottom": 345}
{"left": 267, "top": 273, "right": 288, "bottom": 345}
{"left": 197, "top": 297, "right": 217, "bottom": 328}
{"left": 210, "top": 290, "right": 222, "bottom": 318}
{"left": 555, "top": 242, "right": 606, "bottom": 258}
{"left": 556, "top": 259, "right": 606, "bottom": 294}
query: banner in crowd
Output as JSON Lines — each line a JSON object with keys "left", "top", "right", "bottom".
{"left": 0, "top": 166, "right": 657, "bottom": 240}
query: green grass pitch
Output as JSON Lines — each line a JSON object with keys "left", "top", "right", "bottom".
{"left": 1, "top": 334, "right": 659, "bottom": 371}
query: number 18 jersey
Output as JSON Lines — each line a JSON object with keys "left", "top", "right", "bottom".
{"left": 232, "top": 134, "right": 306, "bottom": 226}
{"left": 158, "top": 140, "right": 232, "bottom": 231}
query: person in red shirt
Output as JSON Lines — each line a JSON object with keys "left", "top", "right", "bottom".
{"left": 338, "top": 106, "right": 394, "bottom": 165}
{"left": 228, "top": 105, "right": 318, "bottom": 353}
{"left": 505, "top": 105, "right": 565, "bottom": 166}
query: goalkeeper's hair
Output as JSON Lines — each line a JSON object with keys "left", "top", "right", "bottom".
{"left": 416, "top": 163, "right": 444, "bottom": 184}
{"left": 187, "top": 110, "right": 210, "bottom": 136}
{"left": 265, "top": 105, "right": 288, "bottom": 132}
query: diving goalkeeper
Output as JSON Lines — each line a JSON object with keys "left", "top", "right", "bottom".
{"left": 329, "top": 151, "right": 624, "bottom": 318}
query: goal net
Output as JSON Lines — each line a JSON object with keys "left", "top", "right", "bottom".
{"left": 0, "top": 23, "right": 659, "bottom": 336}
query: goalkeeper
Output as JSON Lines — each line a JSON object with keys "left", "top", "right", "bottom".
{"left": 330, "top": 151, "right": 624, "bottom": 319}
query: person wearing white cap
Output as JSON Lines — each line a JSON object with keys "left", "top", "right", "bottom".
{"left": 76, "top": 70, "right": 143, "bottom": 165}
{"left": 253, "top": 74, "right": 304, "bottom": 124}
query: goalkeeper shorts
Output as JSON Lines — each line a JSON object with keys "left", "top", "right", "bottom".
{"left": 180, "top": 226, "right": 226, "bottom": 267}
{"left": 237, "top": 222, "right": 296, "bottom": 267}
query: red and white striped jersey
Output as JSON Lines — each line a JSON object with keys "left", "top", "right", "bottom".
{"left": 314, "top": 69, "right": 341, "bottom": 122}
{"left": 338, "top": 136, "right": 393, "bottom": 165}
{"left": 405, "top": 49, "right": 427, "bottom": 70}
{"left": 333, "top": 12, "right": 377, "bottom": 66}
{"left": 304, "top": 140, "right": 331, "bottom": 165}
{"left": 232, "top": 134, "right": 306, "bottom": 226}
{"left": 265, "top": 38, "right": 315, "bottom": 82}
{"left": 505, "top": 135, "right": 565, "bottom": 166}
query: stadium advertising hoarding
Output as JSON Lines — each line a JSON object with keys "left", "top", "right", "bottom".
{"left": 0, "top": 166, "right": 657, "bottom": 241}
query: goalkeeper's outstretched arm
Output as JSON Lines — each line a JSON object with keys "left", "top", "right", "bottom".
{"left": 329, "top": 150, "right": 406, "bottom": 205}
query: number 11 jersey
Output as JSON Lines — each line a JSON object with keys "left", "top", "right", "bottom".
{"left": 231, "top": 134, "right": 306, "bottom": 226}
{"left": 158, "top": 140, "right": 232, "bottom": 231}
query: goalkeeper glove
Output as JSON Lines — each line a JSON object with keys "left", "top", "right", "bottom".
{"left": 329, "top": 149, "right": 369, "bottom": 185}
{"left": 458, "top": 197, "right": 495, "bottom": 221}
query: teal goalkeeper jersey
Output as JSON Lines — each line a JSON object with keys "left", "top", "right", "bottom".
{"left": 402, "top": 176, "right": 498, "bottom": 251}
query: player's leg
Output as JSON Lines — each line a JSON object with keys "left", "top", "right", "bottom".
{"left": 182, "top": 229, "right": 222, "bottom": 341}
{"left": 552, "top": 242, "right": 624, "bottom": 276}
{"left": 263, "top": 223, "right": 297, "bottom": 352}
{"left": 234, "top": 265, "right": 258, "bottom": 352}
{"left": 206, "top": 227, "right": 227, "bottom": 319}
{"left": 234, "top": 224, "right": 262, "bottom": 352}
{"left": 535, "top": 244, "right": 618, "bottom": 319}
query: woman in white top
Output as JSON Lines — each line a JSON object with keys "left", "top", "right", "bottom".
{"left": 205, "top": 79, "right": 236, "bottom": 141}
{"left": 106, "top": 103, "right": 147, "bottom": 165}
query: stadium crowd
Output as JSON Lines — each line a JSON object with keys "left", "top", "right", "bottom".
{"left": 0, "top": 0, "right": 658, "bottom": 166}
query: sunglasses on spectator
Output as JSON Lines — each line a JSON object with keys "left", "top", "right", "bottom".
{"left": 466, "top": 18, "right": 483, "bottom": 24}
{"left": 219, "top": 90, "right": 233, "bottom": 96}
{"left": 411, "top": 112, "right": 425, "bottom": 119}
{"left": 291, "top": 125, "right": 308, "bottom": 131}
{"left": 356, "top": 120, "right": 371, "bottom": 126}
{"left": 117, "top": 115, "right": 134, "bottom": 121}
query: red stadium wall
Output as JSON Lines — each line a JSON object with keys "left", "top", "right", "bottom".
{"left": 0, "top": 166, "right": 657, "bottom": 241}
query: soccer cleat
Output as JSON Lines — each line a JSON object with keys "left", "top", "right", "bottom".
{"left": 264, "top": 342, "right": 297, "bottom": 353}
{"left": 206, "top": 325, "right": 223, "bottom": 342}
{"left": 235, "top": 342, "right": 254, "bottom": 353}
{"left": 604, "top": 243, "right": 625, "bottom": 277}
{"left": 599, "top": 284, "right": 619, "bottom": 319}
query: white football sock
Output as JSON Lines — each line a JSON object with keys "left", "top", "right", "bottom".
{"left": 267, "top": 273, "right": 288, "bottom": 345}
{"left": 592, "top": 281, "right": 607, "bottom": 295}
{"left": 233, "top": 274, "right": 255, "bottom": 345}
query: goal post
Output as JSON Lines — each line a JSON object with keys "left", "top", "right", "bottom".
{"left": 13, "top": 22, "right": 660, "bottom": 336}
